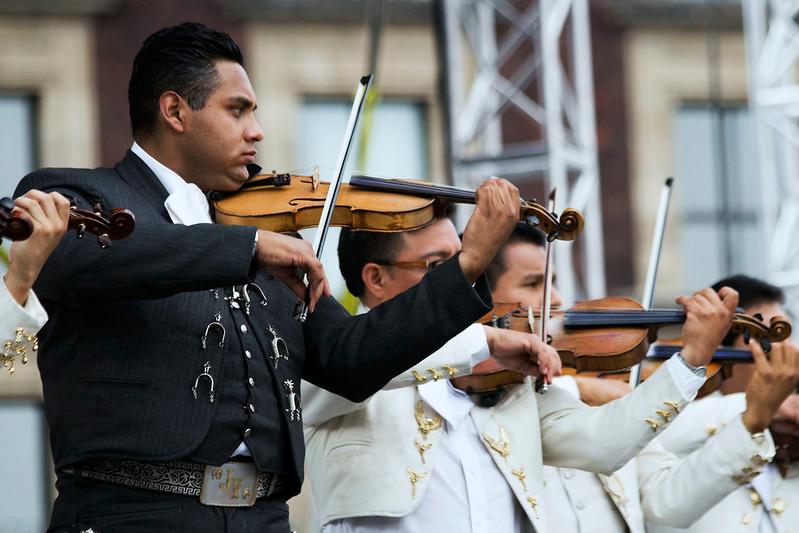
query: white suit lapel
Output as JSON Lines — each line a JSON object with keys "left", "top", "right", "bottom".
{"left": 471, "top": 385, "right": 546, "bottom": 531}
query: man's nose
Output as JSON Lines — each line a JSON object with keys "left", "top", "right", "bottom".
{"left": 248, "top": 118, "right": 265, "bottom": 142}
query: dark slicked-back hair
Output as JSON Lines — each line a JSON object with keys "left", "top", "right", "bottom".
{"left": 338, "top": 203, "right": 455, "bottom": 297}
{"left": 485, "top": 223, "right": 547, "bottom": 288}
{"left": 711, "top": 274, "right": 785, "bottom": 346}
{"left": 129, "top": 22, "right": 243, "bottom": 138}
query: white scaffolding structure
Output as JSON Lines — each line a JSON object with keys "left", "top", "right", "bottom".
{"left": 439, "top": 0, "right": 605, "bottom": 303}
{"left": 742, "top": 0, "right": 799, "bottom": 314}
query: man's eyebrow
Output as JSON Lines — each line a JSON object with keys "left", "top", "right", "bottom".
{"left": 522, "top": 273, "right": 545, "bottom": 284}
{"left": 421, "top": 250, "right": 453, "bottom": 260}
{"left": 228, "top": 96, "right": 256, "bottom": 110}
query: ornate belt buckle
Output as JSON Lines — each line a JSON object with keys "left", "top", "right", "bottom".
{"left": 200, "top": 462, "right": 258, "bottom": 507}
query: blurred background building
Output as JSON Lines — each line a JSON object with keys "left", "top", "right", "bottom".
{"left": 0, "top": 0, "right": 788, "bottom": 531}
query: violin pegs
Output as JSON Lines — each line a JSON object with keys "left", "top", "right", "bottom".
{"left": 760, "top": 337, "right": 772, "bottom": 353}
{"left": 0, "top": 197, "right": 13, "bottom": 211}
{"left": 754, "top": 312, "right": 764, "bottom": 322}
{"left": 76, "top": 224, "right": 86, "bottom": 239}
{"left": 97, "top": 234, "right": 111, "bottom": 249}
{"left": 743, "top": 329, "right": 751, "bottom": 345}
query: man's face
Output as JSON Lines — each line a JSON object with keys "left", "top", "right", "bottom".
{"left": 371, "top": 218, "right": 461, "bottom": 305}
{"left": 490, "top": 241, "right": 562, "bottom": 309}
{"left": 181, "top": 60, "right": 264, "bottom": 192}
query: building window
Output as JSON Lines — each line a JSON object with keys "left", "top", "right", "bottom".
{"left": 674, "top": 103, "right": 762, "bottom": 292}
{"left": 0, "top": 93, "right": 37, "bottom": 197}
{"left": 296, "top": 97, "right": 429, "bottom": 304}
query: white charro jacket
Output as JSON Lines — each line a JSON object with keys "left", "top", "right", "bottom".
{"left": 642, "top": 392, "right": 792, "bottom": 533}
{"left": 302, "top": 351, "right": 690, "bottom": 532}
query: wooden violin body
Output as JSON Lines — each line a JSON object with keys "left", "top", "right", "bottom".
{"left": 214, "top": 171, "right": 437, "bottom": 233}
{"left": 212, "top": 171, "right": 584, "bottom": 239}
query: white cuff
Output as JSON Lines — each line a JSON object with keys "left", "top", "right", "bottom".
{"left": 469, "top": 325, "right": 490, "bottom": 368}
{"left": 664, "top": 354, "right": 707, "bottom": 401}
{"left": 1, "top": 280, "right": 48, "bottom": 336}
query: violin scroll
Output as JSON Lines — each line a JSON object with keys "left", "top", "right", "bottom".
{"left": 69, "top": 202, "right": 135, "bottom": 248}
{"left": 519, "top": 201, "right": 584, "bottom": 241}
{"left": 731, "top": 313, "right": 792, "bottom": 352}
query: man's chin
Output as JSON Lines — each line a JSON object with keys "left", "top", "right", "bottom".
{"left": 220, "top": 170, "right": 250, "bottom": 191}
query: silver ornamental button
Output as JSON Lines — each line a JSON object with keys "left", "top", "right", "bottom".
{"left": 248, "top": 377, "right": 255, "bottom": 387}
{"left": 248, "top": 403, "right": 256, "bottom": 413}
{"left": 244, "top": 350, "right": 252, "bottom": 359}
{"left": 240, "top": 324, "right": 248, "bottom": 334}
{"left": 243, "top": 427, "right": 252, "bottom": 438}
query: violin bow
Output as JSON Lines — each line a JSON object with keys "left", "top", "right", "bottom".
{"left": 294, "top": 74, "right": 373, "bottom": 322}
{"left": 629, "top": 177, "right": 674, "bottom": 387}
{"left": 533, "top": 188, "right": 558, "bottom": 394}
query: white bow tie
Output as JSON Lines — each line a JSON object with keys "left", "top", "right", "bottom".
{"left": 164, "top": 183, "right": 213, "bottom": 225}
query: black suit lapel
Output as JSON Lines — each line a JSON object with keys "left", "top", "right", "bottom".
{"left": 114, "top": 150, "right": 171, "bottom": 220}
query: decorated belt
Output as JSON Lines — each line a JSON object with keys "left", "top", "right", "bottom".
{"left": 69, "top": 458, "right": 283, "bottom": 507}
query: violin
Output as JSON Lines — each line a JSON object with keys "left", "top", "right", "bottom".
{"left": 0, "top": 196, "right": 135, "bottom": 247}
{"left": 212, "top": 170, "right": 584, "bottom": 240}
{"left": 560, "top": 342, "right": 752, "bottom": 399}
{"left": 451, "top": 299, "right": 791, "bottom": 395}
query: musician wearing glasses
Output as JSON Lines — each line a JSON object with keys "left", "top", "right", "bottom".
{"left": 2, "top": 190, "right": 70, "bottom": 375}
{"left": 300, "top": 223, "right": 737, "bottom": 533}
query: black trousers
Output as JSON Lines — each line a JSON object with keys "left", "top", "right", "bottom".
{"left": 48, "top": 473, "right": 291, "bottom": 533}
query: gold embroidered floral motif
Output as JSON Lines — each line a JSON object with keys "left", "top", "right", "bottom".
{"left": 483, "top": 427, "right": 511, "bottom": 460}
{"left": 414, "top": 401, "right": 442, "bottom": 438}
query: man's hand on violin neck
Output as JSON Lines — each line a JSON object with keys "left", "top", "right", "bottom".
{"left": 459, "top": 177, "right": 520, "bottom": 283}
{"left": 743, "top": 341, "right": 799, "bottom": 434}
{"left": 676, "top": 286, "right": 739, "bottom": 367}
{"left": 254, "top": 229, "right": 331, "bottom": 312}
{"left": 5, "top": 190, "right": 70, "bottom": 306}
{"left": 484, "top": 326, "right": 561, "bottom": 384}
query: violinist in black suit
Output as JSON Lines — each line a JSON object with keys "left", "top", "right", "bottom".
{"left": 15, "top": 23, "right": 529, "bottom": 533}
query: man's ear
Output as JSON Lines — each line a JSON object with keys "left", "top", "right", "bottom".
{"left": 361, "top": 263, "right": 387, "bottom": 300}
{"left": 158, "top": 91, "right": 189, "bottom": 134}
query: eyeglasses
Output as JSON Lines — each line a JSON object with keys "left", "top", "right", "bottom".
{"left": 372, "top": 258, "right": 448, "bottom": 271}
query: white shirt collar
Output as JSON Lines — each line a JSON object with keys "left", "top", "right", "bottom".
{"left": 130, "top": 141, "right": 212, "bottom": 225}
{"left": 418, "top": 380, "right": 474, "bottom": 430}
{"left": 131, "top": 141, "right": 189, "bottom": 196}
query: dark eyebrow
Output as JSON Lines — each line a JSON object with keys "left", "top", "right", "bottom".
{"left": 228, "top": 96, "right": 257, "bottom": 110}
{"left": 521, "top": 272, "right": 557, "bottom": 285}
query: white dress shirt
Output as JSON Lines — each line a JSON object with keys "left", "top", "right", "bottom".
{"left": 130, "top": 142, "right": 213, "bottom": 225}
{"left": 323, "top": 379, "right": 526, "bottom": 533}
